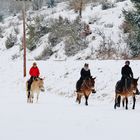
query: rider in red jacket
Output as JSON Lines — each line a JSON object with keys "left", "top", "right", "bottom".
{"left": 28, "top": 62, "right": 40, "bottom": 91}
{"left": 29, "top": 63, "right": 40, "bottom": 77}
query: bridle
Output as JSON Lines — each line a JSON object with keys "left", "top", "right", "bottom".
{"left": 82, "top": 79, "right": 93, "bottom": 90}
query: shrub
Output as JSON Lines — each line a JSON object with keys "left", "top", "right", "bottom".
{"left": 0, "top": 27, "right": 3, "bottom": 38}
{"left": 26, "top": 15, "right": 49, "bottom": 51}
{"left": 101, "top": 0, "right": 116, "bottom": 10}
{"left": 35, "top": 46, "right": 53, "bottom": 60}
{"left": 116, "top": 0, "right": 126, "bottom": 2}
{"left": 0, "top": 15, "right": 3, "bottom": 22}
{"left": 48, "top": 16, "right": 89, "bottom": 56}
{"left": 5, "top": 34, "right": 17, "bottom": 49}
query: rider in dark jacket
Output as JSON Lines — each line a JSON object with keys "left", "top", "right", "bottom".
{"left": 76, "top": 63, "right": 91, "bottom": 92}
{"left": 121, "top": 60, "right": 133, "bottom": 89}
{"left": 118, "top": 61, "right": 139, "bottom": 101}
{"left": 121, "top": 61, "right": 133, "bottom": 79}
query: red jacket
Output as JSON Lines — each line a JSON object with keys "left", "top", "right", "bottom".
{"left": 29, "top": 66, "right": 40, "bottom": 77}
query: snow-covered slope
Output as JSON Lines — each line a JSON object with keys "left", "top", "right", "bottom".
{"left": 0, "top": 0, "right": 134, "bottom": 60}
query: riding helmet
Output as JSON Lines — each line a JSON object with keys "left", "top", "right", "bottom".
{"left": 33, "top": 62, "right": 37, "bottom": 66}
{"left": 125, "top": 60, "right": 130, "bottom": 65}
{"left": 84, "top": 63, "right": 89, "bottom": 67}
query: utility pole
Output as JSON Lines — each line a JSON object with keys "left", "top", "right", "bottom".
{"left": 16, "top": 0, "right": 32, "bottom": 77}
{"left": 79, "top": 0, "right": 83, "bottom": 18}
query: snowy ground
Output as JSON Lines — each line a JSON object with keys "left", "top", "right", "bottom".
{"left": 1, "top": 59, "right": 140, "bottom": 140}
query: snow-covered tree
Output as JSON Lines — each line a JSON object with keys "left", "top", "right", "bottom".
{"left": 123, "top": 0, "right": 140, "bottom": 57}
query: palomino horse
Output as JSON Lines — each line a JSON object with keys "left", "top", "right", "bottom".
{"left": 26, "top": 78, "right": 45, "bottom": 103}
{"left": 76, "top": 77, "right": 96, "bottom": 106}
{"left": 114, "top": 78, "right": 139, "bottom": 110}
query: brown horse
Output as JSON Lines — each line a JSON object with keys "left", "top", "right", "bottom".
{"left": 114, "top": 78, "right": 139, "bottom": 110}
{"left": 76, "top": 77, "right": 96, "bottom": 106}
{"left": 26, "top": 78, "right": 45, "bottom": 103}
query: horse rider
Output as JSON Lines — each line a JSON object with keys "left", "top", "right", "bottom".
{"left": 27, "top": 62, "right": 40, "bottom": 91}
{"left": 76, "top": 63, "right": 96, "bottom": 93}
{"left": 121, "top": 60, "right": 139, "bottom": 93}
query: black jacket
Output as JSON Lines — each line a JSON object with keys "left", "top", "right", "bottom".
{"left": 121, "top": 65, "right": 133, "bottom": 78}
{"left": 80, "top": 68, "right": 91, "bottom": 80}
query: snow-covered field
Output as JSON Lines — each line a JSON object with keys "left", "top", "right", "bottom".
{"left": 1, "top": 59, "right": 140, "bottom": 140}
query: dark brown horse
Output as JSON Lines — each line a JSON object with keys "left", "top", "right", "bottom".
{"left": 114, "top": 78, "right": 139, "bottom": 110}
{"left": 76, "top": 77, "right": 96, "bottom": 106}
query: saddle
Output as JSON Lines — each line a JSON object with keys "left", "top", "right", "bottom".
{"left": 116, "top": 78, "right": 132, "bottom": 92}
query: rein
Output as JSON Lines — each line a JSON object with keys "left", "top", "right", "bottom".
{"left": 82, "top": 80, "right": 92, "bottom": 90}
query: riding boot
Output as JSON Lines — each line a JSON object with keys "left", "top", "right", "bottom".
{"left": 27, "top": 77, "right": 34, "bottom": 91}
{"left": 136, "top": 88, "right": 140, "bottom": 95}
{"left": 92, "top": 89, "right": 96, "bottom": 93}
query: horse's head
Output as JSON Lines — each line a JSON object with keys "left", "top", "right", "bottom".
{"left": 131, "top": 77, "right": 139, "bottom": 92}
{"left": 90, "top": 77, "right": 96, "bottom": 91}
{"left": 90, "top": 76, "right": 95, "bottom": 86}
{"left": 37, "top": 78, "right": 45, "bottom": 92}
{"left": 84, "top": 76, "right": 96, "bottom": 90}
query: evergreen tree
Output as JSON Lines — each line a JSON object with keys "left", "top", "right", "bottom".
{"left": 123, "top": 0, "right": 140, "bottom": 57}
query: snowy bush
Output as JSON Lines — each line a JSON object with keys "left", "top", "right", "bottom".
{"left": 32, "top": 0, "right": 44, "bottom": 10}
{"left": 101, "top": 0, "right": 116, "bottom": 10}
{"left": 47, "top": 0, "right": 56, "bottom": 8}
{"left": 95, "top": 28, "right": 117, "bottom": 59}
{"left": 26, "top": 15, "right": 49, "bottom": 51}
{"left": 48, "top": 16, "right": 89, "bottom": 56}
{"left": 123, "top": 2, "right": 140, "bottom": 57}
{"left": 89, "top": 15, "right": 101, "bottom": 24}
{"left": 0, "top": 27, "right": 3, "bottom": 38}
{"left": 120, "top": 21, "right": 132, "bottom": 34}
{"left": 0, "top": 14, "right": 3, "bottom": 22}
{"left": 5, "top": 34, "right": 17, "bottom": 49}
{"left": 116, "top": 0, "right": 126, "bottom": 2}
{"left": 35, "top": 46, "right": 53, "bottom": 60}
{"left": 14, "top": 27, "right": 19, "bottom": 35}
{"left": 65, "top": 36, "right": 88, "bottom": 56}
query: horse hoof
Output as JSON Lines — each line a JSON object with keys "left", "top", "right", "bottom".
{"left": 116, "top": 103, "right": 120, "bottom": 107}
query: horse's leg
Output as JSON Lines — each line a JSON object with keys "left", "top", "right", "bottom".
{"left": 85, "top": 95, "right": 89, "bottom": 106}
{"left": 132, "top": 96, "right": 136, "bottom": 110}
{"left": 76, "top": 93, "right": 79, "bottom": 103}
{"left": 78, "top": 94, "right": 82, "bottom": 104}
{"left": 30, "top": 91, "right": 33, "bottom": 103}
{"left": 76, "top": 93, "right": 82, "bottom": 104}
{"left": 122, "top": 97, "right": 125, "bottom": 107}
{"left": 125, "top": 97, "right": 128, "bottom": 110}
{"left": 117, "top": 96, "right": 121, "bottom": 107}
{"left": 36, "top": 92, "right": 39, "bottom": 103}
{"left": 27, "top": 91, "right": 30, "bottom": 103}
{"left": 114, "top": 94, "right": 118, "bottom": 109}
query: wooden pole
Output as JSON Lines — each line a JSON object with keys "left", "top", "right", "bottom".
{"left": 79, "top": 0, "right": 83, "bottom": 18}
{"left": 16, "top": 0, "right": 32, "bottom": 77}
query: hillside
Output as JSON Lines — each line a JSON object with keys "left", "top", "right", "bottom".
{"left": 0, "top": 0, "right": 134, "bottom": 61}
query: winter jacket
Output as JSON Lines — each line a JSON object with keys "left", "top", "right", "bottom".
{"left": 29, "top": 66, "right": 40, "bottom": 77}
{"left": 80, "top": 68, "right": 91, "bottom": 80}
{"left": 121, "top": 65, "right": 133, "bottom": 78}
